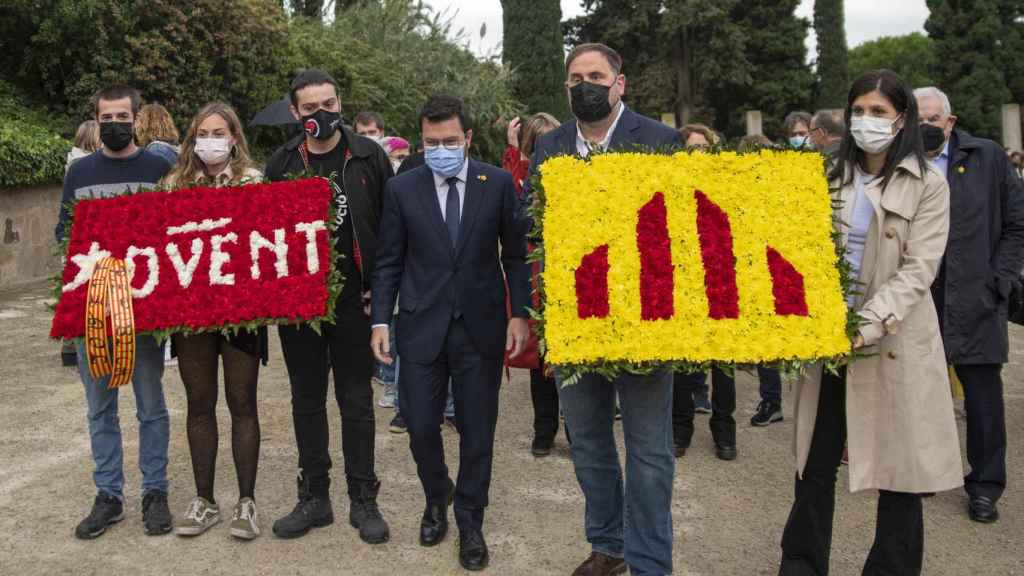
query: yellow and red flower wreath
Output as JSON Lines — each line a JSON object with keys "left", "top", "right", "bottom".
{"left": 530, "top": 150, "right": 852, "bottom": 375}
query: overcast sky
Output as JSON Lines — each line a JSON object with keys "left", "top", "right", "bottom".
{"left": 423, "top": 0, "right": 931, "bottom": 59}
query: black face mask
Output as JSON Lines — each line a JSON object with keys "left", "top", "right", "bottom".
{"left": 920, "top": 123, "right": 947, "bottom": 153}
{"left": 100, "top": 121, "right": 134, "bottom": 151}
{"left": 570, "top": 81, "right": 614, "bottom": 123}
{"left": 302, "top": 109, "right": 342, "bottom": 141}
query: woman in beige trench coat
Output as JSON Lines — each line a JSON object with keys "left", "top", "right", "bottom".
{"left": 779, "top": 70, "right": 963, "bottom": 576}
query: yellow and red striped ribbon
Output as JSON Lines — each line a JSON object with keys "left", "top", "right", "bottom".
{"left": 84, "top": 257, "right": 136, "bottom": 389}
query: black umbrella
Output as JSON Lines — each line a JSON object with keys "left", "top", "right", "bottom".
{"left": 249, "top": 96, "right": 299, "bottom": 127}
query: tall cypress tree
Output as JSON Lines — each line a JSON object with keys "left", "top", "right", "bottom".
{"left": 501, "top": 0, "right": 569, "bottom": 119}
{"left": 813, "top": 0, "right": 848, "bottom": 109}
{"left": 926, "top": 0, "right": 1012, "bottom": 139}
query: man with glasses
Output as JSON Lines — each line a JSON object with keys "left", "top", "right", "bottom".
{"left": 371, "top": 94, "right": 530, "bottom": 571}
{"left": 527, "top": 43, "right": 681, "bottom": 576}
{"left": 808, "top": 110, "right": 844, "bottom": 161}
{"left": 914, "top": 86, "right": 1024, "bottom": 524}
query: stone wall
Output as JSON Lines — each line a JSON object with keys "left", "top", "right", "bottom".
{"left": 0, "top": 185, "right": 62, "bottom": 289}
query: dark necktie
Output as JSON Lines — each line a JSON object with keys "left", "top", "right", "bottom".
{"left": 445, "top": 176, "right": 460, "bottom": 248}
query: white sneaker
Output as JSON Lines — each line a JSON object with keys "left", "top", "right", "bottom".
{"left": 175, "top": 496, "right": 220, "bottom": 536}
{"left": 229, "top": 497, "right": 261, "bottom": 540}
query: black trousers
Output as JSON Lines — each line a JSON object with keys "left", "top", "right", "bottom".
{"left": 530, "top": 358, "right": 561, "bottom": 441}
{"left": 400, "top": 316, "right": 502, "bottom": 533}
{"left": 278, "top": 299, "right": 377, "bottom": 497}
{"left": 955, "top": 363, "right": 1006, "bottom": 501}
{"left": 673, "top": 367, "right": 736, "bottom": 448}
{"left": 780, "top": 368, "right": 923, "bottom": 576}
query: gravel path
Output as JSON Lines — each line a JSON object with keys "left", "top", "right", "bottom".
{"left": 1, "top": 280, "right": 1021, "bottom": 575}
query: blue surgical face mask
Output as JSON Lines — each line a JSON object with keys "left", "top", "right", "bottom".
{"left": 789, "top": 136, "right": 808, "bottom": 149}
{"left": 425, "top": 145, "right": 465, "bottom": 178}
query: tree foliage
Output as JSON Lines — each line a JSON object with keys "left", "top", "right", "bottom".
{"left": 0, "top": 0, "right": 291, "bottom": 137}
{"left": 848, "top": 33, "right": 936, "bottom": 89}
{"left": 813, "top": 0, "right": 849, "bottom": 109}
{"left": 0, "top": 0, "right": 522, "bottom": 171}
{"left": 0, "top": 82, "right": 70, "bottom": 189}
{"left": 706, "top": 0, "right": 813, "bottom": 138}
{"left": 292, "top": 1, "right": 522, "bottom": 162}
{"left": 926, "top": 0, "right": 1014, "bottom": 139}
{"left": 501, "top": 0, "right": 569, "bottom": 120}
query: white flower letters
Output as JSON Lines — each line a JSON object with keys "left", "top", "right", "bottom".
{"left": 63, "top": 219, "right": 328, "bottom": 299}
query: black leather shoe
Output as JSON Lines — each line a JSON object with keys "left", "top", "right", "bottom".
{"left": 531, "top": 436, "right": 553, "bottom": 457}
{"left": 715, "top": 443, "right": 737, "bottom": 461}
{"left": 419, "top": 479, "right": 455, "bottom": 546}
{"left": 459, "top": 529, "right": 489, "bottom": 571}
{"left": 673, "top": 444, "right": 687, "bottom": 458}
{"left": 968, "top": 496, "right": 999, "bottom": 523}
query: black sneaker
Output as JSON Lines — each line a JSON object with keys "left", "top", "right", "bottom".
{"left": 142, "top": 490, "right": 173, "bottom": 535}
{"left": 389, "top": 413, "right": 407, "bottom": 434}
{"left": 75, "top": 493, "right": 124, "bottom": 540}
{"left": 750, "top": 401, "right": 783, "bottom": 427}
{"left": 349, "top": 481, "right": 390, "bottom": 544}
{"left": 531, "top": 436, "right": 553, "bottom": 457}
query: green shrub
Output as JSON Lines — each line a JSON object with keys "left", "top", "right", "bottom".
{"left": 0, "top": 0, "right": 521, "bottom": 165}
{"left": 0, "top": 81, "right": 70, "bottom": 188}
{"left": 2, "top": 0, "right": 292, "bottom": 135}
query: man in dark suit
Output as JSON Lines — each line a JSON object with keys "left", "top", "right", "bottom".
{"left": 370, "top": 95, "right": 530, "bottom": 571}
{"left": 916, "top": 86, "right": 1024, "bottom": 524}
{"left": 528, "top": 43, "right": 682, "bottom": 576}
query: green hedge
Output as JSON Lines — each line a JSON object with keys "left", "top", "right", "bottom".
{"left": 0, "top": 82, "right": 70, "bottom": 189}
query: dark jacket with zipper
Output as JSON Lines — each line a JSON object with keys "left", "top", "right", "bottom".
{"left": 264, "top": 125, "right": 393, "bottom": 296}
{"left": 932, "top": 129, "right": 1024, "bottom": 365}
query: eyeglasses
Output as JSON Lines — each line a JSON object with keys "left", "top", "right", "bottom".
{"left": 423, "top": 138, "right": 465, "bottom": 151}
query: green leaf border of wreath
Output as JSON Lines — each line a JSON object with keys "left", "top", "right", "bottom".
{"left": 524, "top": 144, "right": 862, "bottom": 387}
{"left": 51, "top": 174, "right": 345, "bottom": 344}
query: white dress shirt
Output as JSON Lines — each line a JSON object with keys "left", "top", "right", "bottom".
{"left": 575, "top": 102, "right": 626, "bottom": 157}
{"left": 929, "top": 140, "right": 950, "bottom": 178}
{"left": 432, "top": 158, "right": 468, "bottom": 222}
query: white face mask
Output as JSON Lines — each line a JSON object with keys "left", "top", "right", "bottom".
{"left": 194, "top": 137, "right": 232, "bottom": 166}
{"left": 850, "top": 115, "right": 900, "bottom": 154}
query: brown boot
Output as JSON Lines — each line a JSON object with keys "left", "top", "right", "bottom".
{"left": 572, "top": 551, "right": 627, "bottom": 576}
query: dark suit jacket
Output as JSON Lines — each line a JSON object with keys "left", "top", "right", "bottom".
{"left": 371, "top": 159, "right": 531, "bottom": 364}
{"left": 526, "top": 106, "right": 682, "bottom": 200}
{"left": 932, "top": 129, "right": 1024, "bottom": 364}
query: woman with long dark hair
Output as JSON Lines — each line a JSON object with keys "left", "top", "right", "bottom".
{"left": 162, "top": 102, "right": 266, "bottom": 540}
{"left": 778, "top": 70, "right": 962, "bottom": 575}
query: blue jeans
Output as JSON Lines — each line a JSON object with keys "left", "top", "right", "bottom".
{"left": 560, "top": 369, "right": 675, "bottom": 576}
{"left": 75, "top": 336, "right": 169, "bottom": 498}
